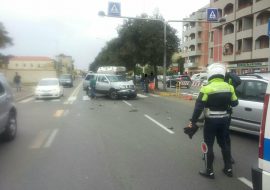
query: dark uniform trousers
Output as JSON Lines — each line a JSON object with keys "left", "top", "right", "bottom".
{"left": 204, "top": 116, "right": 232, "bottom": 170}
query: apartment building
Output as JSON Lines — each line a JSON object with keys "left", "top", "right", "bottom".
{"left": 181, "top": 6, "right": 210, "bottom": 75}
{"left": 55, "top": 54, "right": 74, "bottom": 75}
{"left": 209, "top": 0, "right": 270, "bottom": 74}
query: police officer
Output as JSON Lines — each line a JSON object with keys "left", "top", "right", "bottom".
{"left": 185, "top": 63, "right": 238, "bottom": 179}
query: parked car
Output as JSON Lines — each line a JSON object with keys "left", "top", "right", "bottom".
{"left": 230, "top": 73, "right": 269, "bottom": 135}
{"left": 59, "top": 74, "right": 73, "bottom": 87}
{"left": 0, "top": 73, "right": 17, "bottom": 141}
{"left": 166, "top": 75, "right": 192, "bottom": 88}
{"left": 191, "top": 72, "right": 207, "bottom": 82}
{"left": 83, "top": 72, "right": 95, "bottom": 91}
{"left": 252, "top": 79, "right": 270, "bottom": 190}
{"left": 35, "top": 78, "right": 64, "bottom": 99}
{"left": 87, "top": 73, "right": 137, "bottom": 99}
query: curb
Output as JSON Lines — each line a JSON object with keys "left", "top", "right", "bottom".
{"left": 15, "top": 94, "right": 34, "bottom": 102}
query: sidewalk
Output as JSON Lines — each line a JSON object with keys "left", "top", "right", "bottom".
{"left": 12, "top": 85, "right": 35, "bottom": 102}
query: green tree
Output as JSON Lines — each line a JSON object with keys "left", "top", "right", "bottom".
{"left": 90, "top": 13, "right": 180, "bottom": 88}
{"left": 0, "top": 23, "right": 13, "bottom": 48}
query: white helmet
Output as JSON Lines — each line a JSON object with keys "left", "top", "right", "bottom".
{"left": 207, "top": 63, "right": 226, "bottom": 80}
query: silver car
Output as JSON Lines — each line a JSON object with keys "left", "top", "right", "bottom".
{"left": 88, "top": 73, "right": 137, "bottom": 99}
{"left": 231, "top": 73, "right": 269, "bottom": 135}
{"left": 0, "top": 73, "right": 17, "bottom": 141}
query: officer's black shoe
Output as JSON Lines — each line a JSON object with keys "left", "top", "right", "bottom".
{"left": 223, "top": 168, "right": 233, "bottom": 177}
{"left": 199, "top": 169, "right": 215, "bottom": 179}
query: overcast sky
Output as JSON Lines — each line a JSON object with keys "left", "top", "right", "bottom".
{"left": 0, "top": 0, "right": 209, "bottom": 70}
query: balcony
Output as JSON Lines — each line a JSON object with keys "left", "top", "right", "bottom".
{"left": 236, "top": 29, "right": 252, "bottom": 40}
{"left": 252, "top": 48, "right": 270, "bottom": 59}
{"left": 222, "top": 53, "right": 235, "bottom": 62}
{"left": 223, "top": 33, "right": 235, "bottom": 44}
{"left": 236, "top": 5, "right": 252, "bottom": 19}
{"left": 253, "top": 0, "right": 270, "bottom": 13}
{"left": 184, "top": 62, "right": 198, "bottom": 68}
{"left": 253, "top": 24, "right": 268, "bottom": 39}
{"left": 188, "top": 50, "right": 202, "bottom": 56}
{"left": 235, "top": 51, "right": 252, "bottom": 61}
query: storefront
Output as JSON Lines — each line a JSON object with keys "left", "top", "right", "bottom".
{"left": 227, "top": 62, "right": 269, "bottom": 74}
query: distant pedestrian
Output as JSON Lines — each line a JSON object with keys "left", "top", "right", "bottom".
{"left": 144, "top": 74, "right": 149, "bottom": 93}
{"left": 13, "top": 72, "right": 21, "bottom": 92}
{"left": 140, "top": 73, "right": 145, "bottom": 92}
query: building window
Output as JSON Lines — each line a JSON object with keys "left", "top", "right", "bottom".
{"left": 224, "top": 3, "right": 234, "bottom": 15}
{"left": 243, "top": 37, "right": 252, "bottom": 52}
{"left": 224, "top": 23, "right": 234, "bottom": 35}
{"left": 238, "top": 0, "right": 253, "bottom": 10}
{"left": 255, "top": 35, "right": 269, "bottom": 49}
{"left": 256, "top": 11, "right": 270, "bottom": 26}
{"left": 210, "top": 48, "right": 213, "bottom": 58}
{"left": 190, "top": 33, "right": 195, "bottom": 40}
{"left": 236, "top": 40, "right": 242, "bottom": 54}
{"left": 223, "top": 43, "right": 234, "bottom": 55}
{"left": 210, "top": 31, "right": 214, "bottom": 42}
{"left": 237, "top": 19, "right": 242, "bottom": 32}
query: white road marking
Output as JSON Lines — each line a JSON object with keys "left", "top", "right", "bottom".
{"left": 30, "top": 130, "right": 50, "bottom": 149}
{"left": 44, "top": 129, "right": 59, "bottom": 148}
{"left": 19, "top": 97, "right": 34, "bottom": 103}
{"left": 144, "top": 114, "right": 174, "bottom": 134}
{"left": 123, "top": 100, "right": 132, "bottom": 107}
{"left": 149, "top": 94, "right": 160, "bottom": 97}
{"left": 83, "top": 95, "right": 90, "bottom": 101}
{"left": 63, "top": 110, "right": 70, "bottom": 117}
{"left": 64, "top": 82, "right": 82, "bottom": 105}
{"left": 137, "top": 94, "right": 148, "bottom": 98}
{"left": 238, "top": 177, "right": 253, "bottom": 189}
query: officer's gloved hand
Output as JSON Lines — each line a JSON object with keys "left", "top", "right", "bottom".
{"left": 183, "top": 121, "right": 199, "bottom": 139}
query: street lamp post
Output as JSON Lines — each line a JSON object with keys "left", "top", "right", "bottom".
{"left": 98, "top": 11, "right": 226, "bottom": 90}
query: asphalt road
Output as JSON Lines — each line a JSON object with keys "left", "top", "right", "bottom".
{"left": 0, "top": 79, "right": 258, "bottom": 190}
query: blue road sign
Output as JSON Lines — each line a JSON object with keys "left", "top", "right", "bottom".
{"left": 268, "top": 19, "right": 270, "bottom": 36}
{"left": 108, "top": 2, "right": 121, "bottom": 17}
{"left": 207, "top": 8, "right": 218, "bottom": 22}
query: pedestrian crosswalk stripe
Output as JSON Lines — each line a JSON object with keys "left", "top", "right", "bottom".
{"left": 82, "top": 95, "right": 90, "bottom": 101}
{"left": 149, "top": 94, "right": 160, "bottom": 97}
{"left": 19, "top": 97, "right": 34, "bottom": 103}
{"left": 137, "top": 94, "right": 148, "bottom": 98}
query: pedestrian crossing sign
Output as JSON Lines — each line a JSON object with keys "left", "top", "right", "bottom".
{"left": 108, "top": 2, "right": 121, "bottom": 17}
{"left": 207, "top": 8, "right": 218, "bottom": 22}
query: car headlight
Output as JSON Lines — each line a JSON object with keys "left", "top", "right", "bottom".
{"left": 120, "top": 85, "right": 127, "bottom": 89}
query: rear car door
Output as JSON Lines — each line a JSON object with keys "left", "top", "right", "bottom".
{"left": 0, "top": 81, "right": 8, "bottom": 131}
{"left": 232, "top": 79, "right": 267, "bottom": 133}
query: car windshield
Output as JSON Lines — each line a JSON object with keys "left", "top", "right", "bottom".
{"left": 60, "top": 75, "right": 71, "bottom": 79}
{"left": 38, "top": 80, "right": 58, "bottom": 86}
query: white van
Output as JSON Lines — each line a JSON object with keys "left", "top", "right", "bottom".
{"left": 252, "top": 80, "right": 270, "bottom": 190}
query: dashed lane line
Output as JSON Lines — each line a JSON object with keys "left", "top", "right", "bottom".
{"left": 238, "top": 177, "right": 253, "bottom": 189}
{"left": 29, "top": 130, "right": 50, "bottom": 149}
{"left": 123, "top": 100, "right": 132, "bottom": 107}
{"left": 144, "top": 114, "right": 174, "bottom": 134}
{"left": 18, "top": 97, "right": 34, "bottom": 103}
{"left": 44, "top": 129, "right": 59, "bottom": 148}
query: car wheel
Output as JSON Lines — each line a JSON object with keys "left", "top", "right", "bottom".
{"left": 109, "top": 89, "right": 118, "bottom": 100}
{"left": 1, "top": 111, "right": 17, "bottom": 141}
